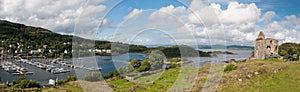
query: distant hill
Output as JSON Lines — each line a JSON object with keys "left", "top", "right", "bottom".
{"left": 0, "top": 20, "right": 211, "bottom": 58}
{"left": 198, "top": 45, "right": 254, "bottom": 50}
{"left": 0, "top": 20, "right": 148, "bottom": 57}
{"left": 0, "top": 20, "right": 73, "bottom": 43}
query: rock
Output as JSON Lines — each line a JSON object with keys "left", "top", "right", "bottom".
{"left": 254, "top": 72, "right": 259, "bottom": 75}
{"left": 273, "top": 68, "right": 279, "bottom": 73}
{"left": 238, "top": 78, "right": 242, "bottom": 82}
{"left": 246, "top": 74, "right": 252, "bottom": 79}
{"left": 151, "top": 81, "right": 155, "bottom": 84}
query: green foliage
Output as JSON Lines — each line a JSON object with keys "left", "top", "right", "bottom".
{"left": 144, "top": 45, "right": 211, "bottom": 58}
{"left": 146, "top": 50, "right": 164, "bottom": 70}
{"left": 260, "top": 58, "right": 283, "bottom": 62}
{"left": 113, "top": 70, "right": 120, "bottom": 77}
{"left": 57, "top": 75, "right": 78, "bottom": 85}
{"left": 66, "top": 76, "right": 77, "bottom": 82}
{"left": 167, "top": 58, "right": 183, "bottom": 62}
{"left": 104, "top": 72, "right": 114, "bottom": 79}
{"left": 11, "top": 75, "right": 40, "bottom": 88}
{"left": 137, "top": 61, "right": 151, "bottom": 72}
{"left": 130, "top": 59, "right": 141, "bottom": 69}
{"left": 104, "top": 70, "right": 121, "bottom": 79}
{"left": 82, "top": 72, "right": 102, "bottom": 82}
{"left": 170, "top": 64, "right": 180, "bottom": 68}
{"left": 224, "top": 64, "right": 237, "bottom": 72}
{"left": 279, "top": 43, "right": 300, "bottom": 61}
{"left": 0, "top": 20, "right": 149, "bottom": 58}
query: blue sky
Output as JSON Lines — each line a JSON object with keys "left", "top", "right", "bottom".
{"left": 104, "top": 0, "right": 300, "bottom": 25}
{"left": 97, "top": 0, "right": 300, "bottom": 45}
{"left": 104, "top": 0, "right": 188, "bottom": 25}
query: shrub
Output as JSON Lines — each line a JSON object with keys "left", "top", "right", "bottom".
{"left": 66, "top": 76, "right": 77, "bottom": 82}
{"left": 137, "top": 61, "right": 151, "bottom": 72}
{"left": 11, "top": 75, "right": 40, "bottom": 88}
{"left": 224, "top": 64, "right": 237, "bottom": 72}
{"left": 83, "top": 72, "right": 102, "bottom": 82}
{"left": 104, "top": 70, "right": 121, "bottom": 79}
{"left": 12, "top": 80, "right": 40, "bottom": 88}
{"left": 104, "top": 72, "right": 114, "bottom": 79}
{"left": 146, "top": 50, "right": 165, "bottom": 70}
{"left": 170, "top": 64, "right": 179, "bottom": 68}
{"left": 130, "top": 59, "right": 142, "bottom": 69}
{"left": 57, "top": 76, "right": 77, "bottom": 85}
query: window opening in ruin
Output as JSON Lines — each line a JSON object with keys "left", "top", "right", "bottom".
{"left": 267, "top": 46, "right": 271, "bottom": 50}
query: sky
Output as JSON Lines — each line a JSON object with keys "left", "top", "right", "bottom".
{"left": 0, "top": 0, "right": 299, "bottom": 46}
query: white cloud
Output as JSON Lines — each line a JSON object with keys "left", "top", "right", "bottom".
{"left": 260, "top": 11, "right": 276, "bottom": 24}
{"left": 124, "top": 9, "right": 144, "bottom": 20}
{"left": 262, "top": 15, "right": 300, "bottom": 44}
{"left": 219, "top": 2, "right": 261, "bottom": 24}
{"left": 0, "top": 0, "right": 107, "bottom": 37}
{"left": 149, "top": 5, "right": 187, "bottom": 20}
{"left": 188, "top": 1, "right": 220, "bottom": 26}
{"left": 188, "top": 1, "right": 261, "bottom": 25}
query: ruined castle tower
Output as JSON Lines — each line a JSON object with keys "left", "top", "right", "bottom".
{"left": 254, "top": 31, "right": 279, "bottom": 60}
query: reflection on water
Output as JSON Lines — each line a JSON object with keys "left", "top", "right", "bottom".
{"left": 186, "top": 49, "right": 253, "bottom": 67}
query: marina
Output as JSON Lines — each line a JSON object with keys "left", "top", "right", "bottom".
{"left": 0, "top": 61, "right": 33, "bottom": 75}
{"left": 0, "top": 53, "right": 145, "bottom": 84}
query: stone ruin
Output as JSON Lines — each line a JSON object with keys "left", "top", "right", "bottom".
{"left": 248, "top": 31, "right": 279, "bottom": 61}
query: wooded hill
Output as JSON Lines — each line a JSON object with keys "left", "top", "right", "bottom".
{"left": 0, "top": 20, "right": 211, "bottom": 58}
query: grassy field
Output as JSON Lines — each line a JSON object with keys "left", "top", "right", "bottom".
{"left": 42, "top": 81, "right": 83, "bottom": 92}
{"left": 107, "top": 67, "right": 198, "bottom": 92}
{"left": 108, "top": 59, "right": 300, "bottom": 92}
{"left": 216, "top": 61, "right": 300, "bottom": 92}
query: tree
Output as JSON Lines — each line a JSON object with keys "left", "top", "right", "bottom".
{"left": 130, "top": 59, "right": 141, "bottom": 69}
{"left": 137, "top": 61, "right": 151, "bottom": 72}
{"left": 11, "top": 75, "right": 40, "bottom": 88}
{"left": 147, "top": 50, "right": 165, "bottom": 70}
{"left": 279, "top": 43, "right": 300, "bottom": 61}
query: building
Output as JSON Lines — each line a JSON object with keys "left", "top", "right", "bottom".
{"left": 253, "top": 31, "right": 279, "bottom": 60}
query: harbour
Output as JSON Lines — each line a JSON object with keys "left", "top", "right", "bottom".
{"left": 0, "top": 53, "right": 146, "bottom": 84}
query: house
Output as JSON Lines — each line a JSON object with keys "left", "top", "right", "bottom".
{"left": 30, "top": 50, "right": 41, "bottom": 55}
{"left": 64, "top": 50, "right": 68, "bottom": 54}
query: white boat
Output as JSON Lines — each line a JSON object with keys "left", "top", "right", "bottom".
{"left": 20, "top": 67, "right": 28, "bottom": 72}
{"left": 4, "top": 67, "right": 14, "bottom": 72}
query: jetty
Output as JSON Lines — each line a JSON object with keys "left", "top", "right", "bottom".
{"left": 1, "top": 61, "right": 34, "bottom": 75}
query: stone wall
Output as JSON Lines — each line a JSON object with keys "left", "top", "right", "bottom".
{"left": 253, "top": 32, "right": 279, "bottom": 60}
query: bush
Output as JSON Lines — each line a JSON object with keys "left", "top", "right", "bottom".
{"left": 137, "top": 61, "right": 151, "bottom": 72}
{"left": 104, "top": 70, "right": 121, "bottom": 79}
{"left": 104, "top": 72, "right": 114, "bottom": 79}
{"left": 170, "top": 64, "right": 179, "bottom": 68}
{"left": 57, "top": 76, "right": 77, "bottom": 85}
{"left": 146, "top": 50, "right": 164, "bottom": 70}
{"left": 11, "top": 75, "right": 40, "bottom": 88}
{"left": 224, "top": 64, "right": 237, "bottom": 72}
{"left": 83, "top": 72, "right": 102, "bottom": 82}
{"left": 130, "top": 59, "right": 141, "bottom": 69}
{"left": 66, "top": 76, "right": 77, "bottom": 82}
{"left": 279, "top": 43, "right": 300, "bottom": 61}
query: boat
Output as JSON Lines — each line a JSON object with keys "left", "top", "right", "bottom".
{"left": 19, "top": 67, "right": 28, "bottom": 72}
{"left": 4, "top": 67, "right": 14, "bottom": 72}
